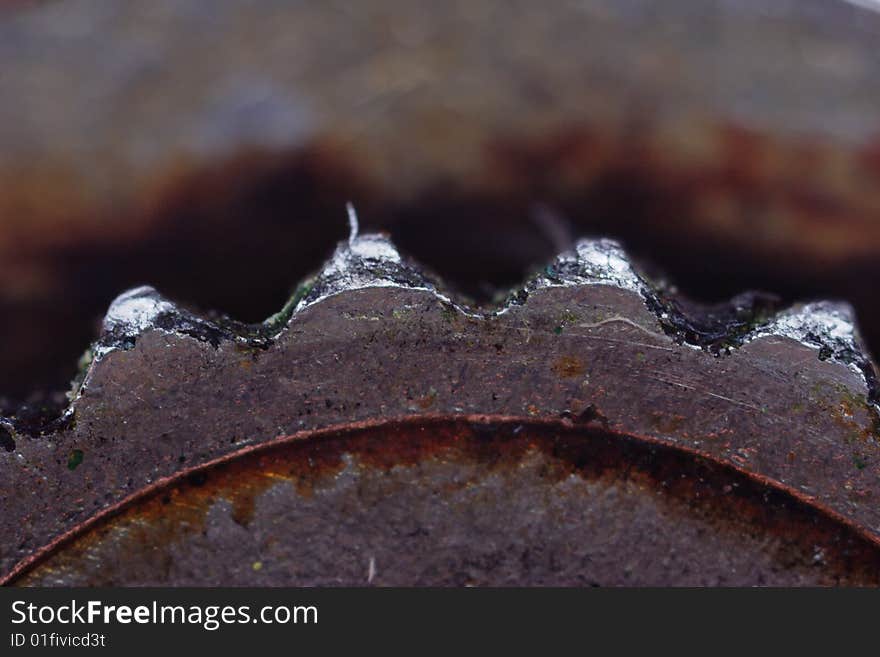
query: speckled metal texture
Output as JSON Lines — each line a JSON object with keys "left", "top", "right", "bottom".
{"left": 1, "top": 230, "right": 878, "bottom": 585}
{"left": 16, "top": 419, "right": 880, "bottom": 587}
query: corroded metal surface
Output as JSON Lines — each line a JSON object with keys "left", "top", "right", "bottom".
{"left": 1, "top": 230, "right": 878, "bottom": 585}
{"left": 15, "top": 419, "right": 880, "bottom": 587}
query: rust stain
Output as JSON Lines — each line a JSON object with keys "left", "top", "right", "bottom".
{"left": 820, "top": 383, "right": 877, "bottom": 444}
{"left": 10, "top": 417, "right": 880, "bottom": 586}
{"left": 649, "top": 411, "right": 686, "bottom": 435}
{"left": 415, "top": 389, "right": 437, "bottom": 410}
{"left": 552, "top": 355, "right": 586, "bottom": 378}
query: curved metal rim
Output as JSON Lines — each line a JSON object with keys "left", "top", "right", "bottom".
{"left": 5, "top": 412, "right": 879, "bottom": 586}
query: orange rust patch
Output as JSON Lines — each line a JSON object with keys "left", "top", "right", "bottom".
{"left": 12, "top": 418, "right": 880, "bottom": 586}
{"left": 553, "top": 355, "right": 586, "bottom": 378}
{"left": 415, "top": 390, "right": 437, "bottom": 410}
{"left": 825, "top": 390, "right": 878, "bottom": 444}
{"left": 649, "top": 411, "right": 686, "bottom": 435}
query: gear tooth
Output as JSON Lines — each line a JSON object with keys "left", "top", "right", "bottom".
{"left": 499, "top": 237, "right": 651, "bottom": 313}
{"left": 750, "top": 300, "right": 862, "bottom": 357}
{"left": 290, "top": 230, "right": 467, "bottom": 317}
{"left": 95, "top": 285, "right": 179, "bottom": 360}
{"left": 558, "top": 237, "right": 647, "bottom": 292}
{"left": 102, "top": 285, "right": 175, "bottom": 333}
{"left": 746, "top": 300, "right": 878, "bottom": 401}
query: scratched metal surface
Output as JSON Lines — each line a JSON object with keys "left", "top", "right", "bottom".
{"left": 17, "top": 421, "right": 880, "bottom": 586}
{"left": 2, "top": 234, "right": 878, "bottom": 584}
{"left": 3, "top": 0, "right": 880, "bottom": 586}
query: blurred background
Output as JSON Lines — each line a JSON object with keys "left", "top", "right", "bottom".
{"left": 2, "top": 0, "right": 880, "bottom": 412}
